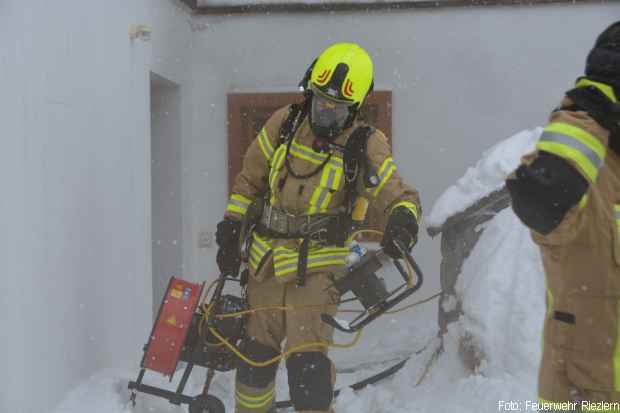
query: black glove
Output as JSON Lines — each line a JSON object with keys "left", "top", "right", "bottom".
{"left": 215, "top": 218, "right": 242, "bottom": 277}
{"left": 381, "top": 206, "right": 419, "bottom": 259}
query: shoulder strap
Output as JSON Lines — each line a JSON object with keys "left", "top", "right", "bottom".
{"left": 344, "top": 125, "right": 378, "bottom": 190}
{"left": 279, "top": 102, "right": 308, "bottom": 147}
{"left": 343, "top": 126, "right": 378, "bottom": 217}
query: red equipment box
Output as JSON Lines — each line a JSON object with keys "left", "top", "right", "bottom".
{"left": 142, "top": 277, "right": 203, "bottom": 376}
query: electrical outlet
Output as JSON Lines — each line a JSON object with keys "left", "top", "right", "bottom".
{"left": 198, "top": 231, "right": 213, "bottom": 249}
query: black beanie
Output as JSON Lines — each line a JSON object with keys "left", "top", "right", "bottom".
{"left": 586, "top": 21, "right": 620, "bottom": 91}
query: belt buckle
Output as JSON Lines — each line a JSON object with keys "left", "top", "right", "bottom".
{"left": 311, "top": 227, "right": 328, "bottom": 243}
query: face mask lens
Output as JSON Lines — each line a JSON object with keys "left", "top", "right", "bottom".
{"left": 311, "top": 93, "right": 351, "bottom": 130}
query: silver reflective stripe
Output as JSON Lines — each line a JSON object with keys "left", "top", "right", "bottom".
{"left": 275, "top": 254, "right": 345, "bottom": 275}
{"left": 291, "top": 142, "right": 327, "bottom": 163}
{"left": 540, "top": 132, "right": 604, "bottom": 170}
{"left": 259, "top": 128, "right": 274, "bottom": 159}
{"left": 316, "top": 188, "right": 331, "bottom": 210}
{"left": 377, "top": 159, "right": 396, "bottom": 183}
{"left": 289, "top": 140, "right": 343, "bottom": 169}
{"left": 252, "top": 241, "right": 267, "bottom": 255}
{"left": 324, "top": 168, "right": 336, "bottom": 189}
{"left": 275, "top": 262, "right": 298, "bottom": 274}
{"left": 328, "top": 157, "right": 343, "bottom": 169}
{"left": 228, "top": 199, "right": 248, "bottom": 210}
{"left": 269, "top": 147, "right": 286, "bottom": 189}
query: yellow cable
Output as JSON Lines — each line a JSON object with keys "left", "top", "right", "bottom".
{"left": 346, "top": 229, "right": 384, "bottom": 243}
{"left": 194, "top": 228, "right": 434, "bottom": 367}
{"left": 384, "top": 292, "right": 442, "bottom": 314}
{"left": 198, "top": 279, "right": 219, "bottom": 338}
{"left": 208, "top": 326, "right": 363, "bottom": 368}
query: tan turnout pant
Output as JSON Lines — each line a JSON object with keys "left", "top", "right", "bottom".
{"left": 235, "top": 272, "right": 339, "bottom": 413}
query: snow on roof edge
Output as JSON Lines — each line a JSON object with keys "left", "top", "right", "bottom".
{"left": 426, "top": 127, "right": 542, "bottom": 230}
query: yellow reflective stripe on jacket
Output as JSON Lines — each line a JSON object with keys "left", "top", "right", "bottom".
{"left": 257, "top": 127, "right": 275, "bottom": 161}
{"left": 235, "top": 387, "right": 275, "bottom": 410}
{"left": 290, "top": 139, "right": 328, "bottom": 165}
{"left": 226, "top": 194, "right": 253, "bottom": 216}
{"left": 537, "top": 122, "right": 607, "bottom": 182}
{"left": 272, "top": 245, "right": 348, "bottom": 277}
{"left": 577, "top": 78, "right": 619, "bottom": 103}
{"left": 269, "top": 145, "right": 287, "bottom": 205}
{"left": 289, "top": 139, "right": 343, "bottom": 169}
{"left": 370, "top": 156, "right": 397, "bottom": 197}
{"left": 307, "top": 159, "right": 344, "bottom": 214}
{"left": 249, "top": 232, "right": 272, "bottom": 271}
{"left": 390, "top": 200, "right": 419, "bottom": 223}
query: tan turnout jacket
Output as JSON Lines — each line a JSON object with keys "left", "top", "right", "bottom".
{"left": 224, "top": 105, "right": 421, "bottom": 284}
{"left": 523, "top": 88, "right": 620, "bottom": 405}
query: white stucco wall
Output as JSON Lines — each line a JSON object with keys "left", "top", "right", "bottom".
{"left": 0, "top": 1, "right": 193, "bottom": 412}
{"left": 187, "top": 4, "right": 620, "bottom": 298}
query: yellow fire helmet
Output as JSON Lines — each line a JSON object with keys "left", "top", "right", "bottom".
{"left": 308, "top": 42, "right": 374, "bottom": 106}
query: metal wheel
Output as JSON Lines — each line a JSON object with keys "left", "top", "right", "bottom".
{"left": 188, "top": 394, "right": 225, "bottom": 413}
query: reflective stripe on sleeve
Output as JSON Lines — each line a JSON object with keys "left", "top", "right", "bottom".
{"left": 226, "top": 194, "right": 253, "bottom": 216}
{"left": 257, "top": 128, "right": 275, "bottom": 161}
{"left": 536, "top": 122, "right": 606, "bottom": 182}
{"left": 370, "top": 157, "right": 397, "bottom": 198}
{"left": 390, "top": 201, "right": 419, "bottom": 223}
{"left": 269, "top": 146, "right": 287, "bottom": 206}
{"left": 576, "top": 78, "right": 618, "bottom": 103}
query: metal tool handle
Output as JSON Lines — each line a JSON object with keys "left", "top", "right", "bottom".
{"left": 393, "top": 239, "right": 423, "bottom": 292}
{"left": 322, "top": 244, "right": 424, "bottom": 333}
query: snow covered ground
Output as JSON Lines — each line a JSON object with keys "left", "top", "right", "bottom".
{"left": 52, "top": 128, "right": 547, "bottom": 413}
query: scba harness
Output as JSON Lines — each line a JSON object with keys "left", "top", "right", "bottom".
{"left": 250, "top": 101, "right": 379, "bottom": 286}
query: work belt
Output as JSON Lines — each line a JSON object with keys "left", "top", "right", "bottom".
{"left": 255, "top": 204, "right": 348, "bottom": 286}
{"left": 256, "top": 204, "right": 343, "bottom": 242}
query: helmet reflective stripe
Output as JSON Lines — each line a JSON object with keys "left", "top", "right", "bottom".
{"left": 310, "top": 43, "right": 374, "bottom": 105}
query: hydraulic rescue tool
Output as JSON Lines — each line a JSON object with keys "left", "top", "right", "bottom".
{"left": 322, "top": 239, "right": 423, "bottom": 333}
{"left": 128, "top": 240, "right": 423, "bottom": 413}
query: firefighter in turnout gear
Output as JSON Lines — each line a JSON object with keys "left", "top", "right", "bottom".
{"left": 506, "top": 22, "right": 620, "bottom": 409}
{"left": 216, "top": 43, "right": 421, "bottom": 413}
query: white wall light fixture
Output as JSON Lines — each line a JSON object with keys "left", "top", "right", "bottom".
{"left": 129, "top": 24, "right": 152, "bottom": 41}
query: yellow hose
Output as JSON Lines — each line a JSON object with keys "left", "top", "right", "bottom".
{"left": 196, "top": 228, "right": 433, "bottom": 368}
{"left": 208, "top": 326, "right": 363, "bottom": 368}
